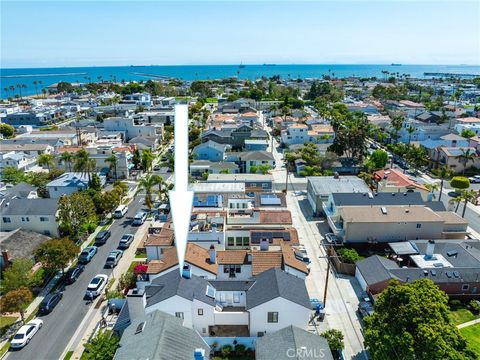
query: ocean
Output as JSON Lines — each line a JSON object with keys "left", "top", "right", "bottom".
{"left": 1, "top": 64, "right": 480, "bottom": 99}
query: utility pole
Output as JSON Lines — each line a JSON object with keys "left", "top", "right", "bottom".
{"left": 285, "top": 164, "right": 289, "bottom": 193}
{"left": 318, "top": 244, "right": 342, "bottom": 308}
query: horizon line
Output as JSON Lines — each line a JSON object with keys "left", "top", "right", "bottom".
{"left": 2, "top": 62, "right": 480, "bottom": 70}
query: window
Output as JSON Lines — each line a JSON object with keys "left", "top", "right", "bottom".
{"left": 175, "top": 312, "right": 184, "bottom": 319}
{"left": 262, "top": 183, "right": 269, "bottom": 189}
{"left": 462, "top": 284, "right": 470, "bottom": 291}
{"left": 235, "top": 265, "right": 242, "bottom": 273}
{"left": 21, "top": 217, "right": 29, "bottom": 222}
{"left": 227, "top": 237, "right": 234, "bottom": 246}
{"left": 198, "top": 308, "right": 204, "bottom": 316}
{"left": 242, "top": 237, "right": 250, "bottom": 246}
{"left": 2, "top": 217, "right": 11, "bottom": 223}
{"left": 40, "top": 217, "right": 49, "bottom": 222}
{"left": 224, "top": 266, "right": 230, "bottom": 274}
{"left": 233, "top": 293, "right": 241, "bottom": 303}
{"left": 235, "top": 237, "right": 243, "bottom": 246}
{"left": 206, "top": 285, "right": 216, "bottom": 298}
{"left": 267, "top": 312, "right": 278, "bottom": 323}
{"left": 416, "top": 224, "right": 422, "bottom": 229}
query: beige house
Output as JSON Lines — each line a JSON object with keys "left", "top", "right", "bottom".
{"left": 337, "top": 206, "right": 467, "bottom": 243}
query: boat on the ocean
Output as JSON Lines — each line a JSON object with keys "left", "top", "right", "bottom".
{"left": 263, "top": 64, "right": 276, "bottom": 66}
{"left": 238, "top": 61, "right": 245, "bottom": 69}
{"left": 391, "top": 63, "right": 402, "bottom": 66}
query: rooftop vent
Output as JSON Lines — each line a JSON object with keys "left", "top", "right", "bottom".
{"left": 381, "top": 207, "right": 388, "bottom": 215}
{"left": 135, "top": 321, "right": 146, "bottom": 335}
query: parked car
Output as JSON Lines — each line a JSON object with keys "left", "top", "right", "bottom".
{"left": 294, "top": 250, "right": 310, "bottom": 264}
{"left": 468, "top": 175, "right": 480, "bottom": 184}
{"left": 114, "top": 205, "right": 128, "bottom": 218}
{"left": 39, "top": 292, "right": 63, "bottom": 314}
{"left": 10, "top": 319, "right": 43, "bottom": 349}
{"left": 85, "top": 274, "right": 109, "bottom": 299}
{"left": 153, "top": 165, "right": 161, "bottom": 171}
{"left": 65, "top": 265, "right": 85, "bottom": 284}
{"left": 132, "top": 211, "right": 147, "bottom": 226}
{"left": 448, "top": 191, "right": 460, "bottom": 198}
{"left": 309, "top": 298, "right": 324, "bottom": 310}
{"left": 118, "top": 234, "right": 134, "bottom": 249}
{"left": 325, "top": 233, "right": 340, "bottom": 244}
{"left": 105, "top": 250, "right": 123, "bottom": 268}
{"left": 95, "top": 230, "right": 111, "bottom": 245}
{"left": 358, "top": 300, "right": 375, "bottom": 318}
{"left": 79, "top": 246, "right": 97, "bottom": 264}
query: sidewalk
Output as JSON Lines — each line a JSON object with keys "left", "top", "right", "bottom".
{"left": 60, "top": 220, "right": 150, "bottom": 360}
{"left": 457, "top": 318, "right": 480, "bottom": 329}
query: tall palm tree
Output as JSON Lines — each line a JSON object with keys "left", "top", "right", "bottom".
{"left": 459, "top": 189, "right": 476, "bottom": 218}
{"left": 141, "top": 150, "right": 155, "bottom": 173}
{"left": 390, "top": 114, "right": 405, "bottom": 144}
{"left": 9, "top": 85, "right": 15, "bottom": 97}
{"left": 407, "top": 126, "right": 415, "bottom": 145}
{"left": 136, "top": 174, "right": 161, "bottom": 210}
{"left": 4, "top": 87, "right": 9, "bottom": 98}
{"left": 16, "top": 84, "right": 23, "bottom": 98}
{"left": 458, "top": 148, "right": 476, "bottom": 175}
{"left": 105, "top": 153, "right": 118, "bottom": 181}
{"left": 436, "top": 165, "right": 453, "bottom": 201}
{"left": 74, "top": 149, "right": 95, "bottom": 182}
{"left": 60, "top": 151, "right": 74, "bottom": 172}
{"left": 33, "top": 81, "right": 38, "bottom": 97}
{"left": 37, "top": 153, "right": 55, "bottom": 172}
{"left": 424, "top": 183, "right": 439, "bottom": 201}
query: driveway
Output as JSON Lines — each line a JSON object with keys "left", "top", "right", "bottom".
{"left": 5, "top": 195, "right": 146, "bottom": 360}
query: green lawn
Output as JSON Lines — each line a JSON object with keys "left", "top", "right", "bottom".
{"left": 0, "top": 316, "right": 17, "bottom": 337}
{"left": 205, "top": 97, "right": 218, "bottom": 103}
{"left": 460, "top": 323, "right": 480, "bottom": 358}
{"left": 450, "top": 308, "right": 479, "bottom": 326}
{"left": 63, "top": 351, "right": 74, "bottom": 360}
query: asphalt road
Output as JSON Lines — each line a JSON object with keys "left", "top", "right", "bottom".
{"left": 5, "top": 195, "right": 145, "bottom": 360}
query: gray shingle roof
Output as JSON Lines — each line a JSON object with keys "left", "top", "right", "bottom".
{"left": 113, "top": 310, "right": 210, "bottom": 360}
{"left": 331, "top": 192, "right": 424, "bottom": 206}
{"left": 1, "top": 198, "right": 59, "bottom": 216}
{"left": 208, "top": 280, "right": 255, "bottom": 291}
{"left": 193, "top": 140, "right": 229, "bottom": 152}
{"left": 256, "top": 325, "right": 334, "bottom": 360}
{"left": 308, "top": 176, "right": 370, "bottom": 196}
{"left": 356, "top": 255, "right": 397, "bottom": 286}
{"left": 246, "top": 268, "right": 310, "bottom": 310}
{"left": 145, "top": 271, "right": 216, "bottom": 308}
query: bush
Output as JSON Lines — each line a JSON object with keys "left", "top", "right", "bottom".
{"left": 450, "top": 176, "right": 470, "bottom": 190}
{"left": 337, "top": 248, "right": 362, "bottom": 264}
{"left": 469, "top": 300, "right": 480, "bottom": 315}
{"left": 234, "top": 344, "right": 246, "bottom": 356}
{"left": 220, "top": 345, "right": 232, "bottom": 357}
{"left": 449, "top": 299, "right": 462, "bottom": 310}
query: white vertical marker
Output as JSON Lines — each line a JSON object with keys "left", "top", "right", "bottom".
{"left": 169, "top": 104, "right": 194, "bottom": 275}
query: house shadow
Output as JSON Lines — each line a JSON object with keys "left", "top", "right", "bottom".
{"left": 351, "top": 350, "right": 370, "bottom": 360}
{"left": 296, "top": 197, "right": 316, "bottom": 220}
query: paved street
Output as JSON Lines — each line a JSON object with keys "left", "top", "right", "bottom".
{"left": 267, "top": 127, "right": 367, "bottom": 360}
{"left": 5, "top": 195, "right": 146, "bottom": 360}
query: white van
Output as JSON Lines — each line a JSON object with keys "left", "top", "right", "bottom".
{"left": 132, "top": 211, "right": 147, "bottom": 225}
{"left": 114, "top": 205, "right": 128, "bottom": 218}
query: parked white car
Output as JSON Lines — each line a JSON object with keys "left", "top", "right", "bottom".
{"left": 10, "top": 319, "right": 43, "bottom": 349}
{"left": 468, "top": 175, "right": 480, "bottom": 184}
{"left": 85, "top": 274, "right": 109, "bottom": 299}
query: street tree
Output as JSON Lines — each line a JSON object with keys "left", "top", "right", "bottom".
{"left": 450, "top": 176, "right": 470, "bottom": 192}
{"left": 58, "top": 192, "right": 97, "bottom": 237}
{"left": 105, "top": 153, "right": 118, "bottom": 181}
{"left": 434, "top": 165, "right": 453, "bottom": 201}
{"left": 141, "top": 150, "right": 155, "bottom": 172}
{"left": 0, "top": 287, "right": 33, "bottom": 322}
{"left": 364, "top": 279, "right": 475, "bottom": 360}
{"left": 2, "top": 167, "right": 26, "bottom": 184}
{"left": 60, "top": 151, "right": 74, "bottom": 172}
{"left": 37, "top": 153, "right": 55, "bottom": 172}
{"left": 136, "top": 174, "right": 161, "bottom": 209}
{"left": 458, "top": 148, "right": 476, "bottom": 175}
{"left": 34, "top": 238, "right": 79, "bottom": 275}
{"left": 0, "top": 123, "right": 15, "bottom": 138}
{"left": 367, "top": 149, "right": 389, "bottom": 170}
{"left": 83, "top": 330, "right": 119, "bottom": 360}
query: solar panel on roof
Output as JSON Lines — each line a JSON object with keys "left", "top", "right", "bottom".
{"left": 453, "top": 271, "right": 460, "bottom": 278}
{"left": 446, "top": 250, "right": 458, "bottom": 257}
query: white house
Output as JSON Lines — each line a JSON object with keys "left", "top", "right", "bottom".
{"left": 47, "top": 172, "right": 106, "bottom": 198}
{"left": 103, "top": 117, "right": 158, "bottom": 141}
{"left": 141, "top": 267, "right": 310, "bottom": 337}
{"left": 0, "top": 198, "right": 60, "bottom": 237}
{"left": 0, "top": 152, "right": 37, "bottom": 173}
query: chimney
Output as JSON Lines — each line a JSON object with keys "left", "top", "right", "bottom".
{"left": 126, "top": 288, "right": 146, "bottom": 317}
{"left": 194, "top": 349, "right": 206, "bottom": 360}
{"left": 209, "top": 245, "right": 216, "bottom": 264}
{"left": 260, "top": 238, "right": 269, "bottom": 251}
{"left": 2, "top": 250, "right": 11, "bottom": 267}
{"left": 425, "top": 240, "right": 435, "bottom": 259}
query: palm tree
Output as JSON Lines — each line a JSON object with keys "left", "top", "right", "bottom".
{"left": 458, "top": 148, "right": 476, "bottom": 175}
{"left": 60, "top": 151, "right": 74, "bottom": 172}
{"left": 136, "top": 174, "right": 161, "bottom": 210}
{"left": 37, "top": 153, "right": 55, "bottom": 172}
{"left": 407, "top": 126, "right": 415, "bottom": 145}
{"left": 9, "top": 85, "right": 15, "bottom": 97}
{"left": 460, "top": 189, "right": 476, "bottom": 218}
{"left": 74, "top": 149, "right": 95, "bottom": 182}
{"left": 16, "top": 84, "right": 23, "bottom": 98}
{"left": 436, "top": 165, "right": 453, "bottom": 201}
{"left": 390, "top": 114, "right": 405, "bottom": 144}
{"left": 105, "top": 153, "right": 118, "bottom": 181}
{"left": 141, "top": 150, "right": 155, "bottom": 173}
{"left": 155, "top": 176, "right": 174, "bottom": 203}
{"left": 33, "top": 81, "right": 38, "bottom": 97}
{"left": 424, "top": 183, "right": 439, "bottom": 201}
{"left": 4, "top": 87, "right": 9, "bottom": 98}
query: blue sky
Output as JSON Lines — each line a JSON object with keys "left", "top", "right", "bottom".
{"left": 1, "top": 1, "right": 479, "bottom": 68}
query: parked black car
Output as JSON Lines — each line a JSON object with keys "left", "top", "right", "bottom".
{"left": 65, "top": 265, "right": 85, "bottom": 284}
{"left": 39, "top": 292, "right": 63, "bottom": 314}
{"left": 95, "top": 230, "right": 111, "bottom": 245}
